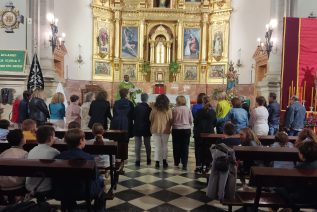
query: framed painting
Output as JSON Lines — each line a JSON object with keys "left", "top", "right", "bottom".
{"left": 121, "top": 26, "right": 139, "bottom": 59}
{"left": 207, "top": 64, "right": 226, "bottom": 84}
{"left": 97, "top": 27, "right": 109, "bottom": 58}
{"left": 93, "top": 60, "right": 113, "bottom": 81}
{"left": 183, "top": 28, "right": 200, "bottom": 60}
{"left": 122, "top": 64, "right": 137, "bottom": 81}
{"left": 183, "top": 65, "right": 198, "bottom": 81}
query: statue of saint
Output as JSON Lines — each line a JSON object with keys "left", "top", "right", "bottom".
{"left": 226, "top": 62, "right": 238, "bottom": 92}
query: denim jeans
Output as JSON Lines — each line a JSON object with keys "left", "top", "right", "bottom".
{"left": 268, "top": 124, "right": 279, "bottom": 135}
{"left": 288, "top": 129, "right": 300, "bottom": 136}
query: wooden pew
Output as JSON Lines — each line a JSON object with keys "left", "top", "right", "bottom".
{"left": 0, "top": 142, "right": 119, "bottom": 199}
{"left": 247, "top": 167, "right": 317, "bottom": 211}
{"left": 200, "top": 133, "right": 297, "bottom": 146}
{"left": 0, "top": 158, "right": 96, "bottom": 210}
{"left": 233, "top": 146, "right": 299, "bottom": 162}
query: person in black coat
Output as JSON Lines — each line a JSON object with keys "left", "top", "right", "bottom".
{"left": 133, "top": 93, "right": 152, "bottom": 166}
{"left": 88, "top": 91, "right": 112, "bottom": 130}
{"left": 18, "top": 90, "right": 31, "bottom": 124}
{"left": 110, "top": 88, "right": 134, "bottom": 164}
{"left": 194, "top": 95, "right": 217, "bottom": 173}
{"left": 28, "top": 90, "right": 50, "bottom": 126}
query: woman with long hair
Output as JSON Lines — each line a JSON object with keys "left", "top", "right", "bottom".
{"left": 249, "top": 96, "right": 269, "bottom": 135}
{"left": 239, "top": 127, "right": 261, "bottom": 147}
{"left": 49, "top": 92, "right": 66, "bottom": 129}
{"left": 29, "top": 89, "right": 50, "bottom": 126}
{"left": 150, "top": 94, "right": 173, "bottom": 168}
{"left": 81, "top": 92, "right": 94, "bottom": 129}
{"left": 295, "top": 128, "right": 317, "bottom": 147}
{"left": 88, "top": 91, "right": 112, "bottom": 130}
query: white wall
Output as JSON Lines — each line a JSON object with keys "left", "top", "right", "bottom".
{"left": 54, "top": 0, "right": 92, "bottom": 81}
{"left": 229, "top": 0, "right": 271, "bottom": 84}
{"left": 294, "top": 0, "right": 317, "bottom": 17}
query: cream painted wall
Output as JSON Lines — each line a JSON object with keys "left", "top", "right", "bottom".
{"left": 229, "top": 0, "right": 271, "bottom": 84}
{"left": 54, "top": 0, "right": 92, "bottom": 81}
{"left": 294, "top": 0, "right": 317, "bottom": 17}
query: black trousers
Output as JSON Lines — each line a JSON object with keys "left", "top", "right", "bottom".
{"left": 194, "top": 136, "right": 202, "bottom": 167}
{"left": 172, "top": 129, "right": 191, "bottom": 167}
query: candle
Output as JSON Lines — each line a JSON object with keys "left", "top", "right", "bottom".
{"left": 303, "top": 81, "right": 306, "bottom": 101}
{"left": 293, "top": 86, "right": 296, "bottom": 97}
{"left": 311, "top": 87, "right": 314, "bottom": 107}
{"left": 291, "top": 81, "right": 294, "bottom": 96}
{"left": 288, "top": 86, "right": 291, "bottom": 105}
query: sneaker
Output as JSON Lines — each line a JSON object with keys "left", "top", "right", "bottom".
{"left": 163, "top": 160, "right": 168, "bottom": 168}
{"left": 155, "top": 161, "right": 160, "bottom": 168}
{"left": 135, "top": 161, "right": 140, "bottom": 167}
{"left": 147, "top": 159, "right": 151, "bottom": 165}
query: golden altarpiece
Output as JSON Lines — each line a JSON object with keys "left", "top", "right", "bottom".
{"left": 91, "top": 0, "right": 232, "bottom": 85}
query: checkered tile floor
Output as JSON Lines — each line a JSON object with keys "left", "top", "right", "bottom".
{"left": 107, "top": 139, "right": 240, "bottom": 212}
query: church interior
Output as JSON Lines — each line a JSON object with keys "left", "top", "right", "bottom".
{"left": 1, "top": 0, "right": 317, "bottom": 211}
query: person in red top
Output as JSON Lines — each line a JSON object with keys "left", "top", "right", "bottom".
{"left": 11, "top": 96, "right": 22, "bottom": 126}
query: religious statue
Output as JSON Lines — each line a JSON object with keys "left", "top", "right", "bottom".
{"left": 226, "top": 62, "right": 238, "bottom": 92}
{"left": 213, "top": 31, "right": 223, "bottom": 56}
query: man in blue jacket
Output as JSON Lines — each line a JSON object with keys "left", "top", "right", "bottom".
{"left": 284, "top": 96, "right": 306, "bottom": 136}
{"left": 267, "top": 92, "right": 280, "bottom": 135}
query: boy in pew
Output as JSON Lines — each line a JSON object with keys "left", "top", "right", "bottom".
{"left": 0, "top": 129, "right": 28, "bottom": 202}
{"left": 68, "top": 121, "right": 81, "bottom": 129}
{"left": 0, "top": 119, "right": 10, "bottom": 143}
{"left": 271, "top": 132, "right": 294, "bottom": 168}
{"left": 22, "top": 119, "right": 37, "bottom": 141}
{"left": 54, "top": 128, "right": 106, "bottom": 211}
{"left": 25, "top": 126, "right": 60, "bottom": 195}
{"left": 219, "top": 122, "right": 241, "bottom": 147}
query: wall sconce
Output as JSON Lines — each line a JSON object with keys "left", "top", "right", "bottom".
{"left": 46, "top": 13, "right": 65, "bottom": 52}
{"left": 256, "top": 19, "right": 278, "bottom": 58}
{"left": 75, "top": 44, "right": 84, "bottom": 65}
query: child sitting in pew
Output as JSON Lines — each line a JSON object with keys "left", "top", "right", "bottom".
{"left": 0, "top": 119, "right": 10, "bottom": 143}
{"left": 87, "top": 123, "right": 112, "bottom": 168}
{"left": 276, "top": 141, "right": 317, "bottom": 208}
{"left": 220, "top": 122, "right": 241, "bottom": 146}
{"left": 271, "top": 132, "right": 294, "bottom": 168}
{"left": 53, "top": 128, "right": 106, "bottom": 211}
{"left": 26, "top": 126, "right": 60, "bottom": 195}
{"left": 68, "top": 121, "right": 81, "bottom": 129}
{"left": 0, "top": 129, "right": 28, "bottom": 200}
{"left": 22, "top": 119, "right": 37, "bottom": 141}
{"left": 295, "top": 128, "right": 317, "bottom": 147}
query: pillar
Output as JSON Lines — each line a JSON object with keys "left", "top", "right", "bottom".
{"left": 177, "top": 20, "right": 183, "bottom": 62}
{"left": 201, "top": 13, "right": 208, "bottom": 63}
{"left": 150, "top": 40, "right": 155, "bottom": 63}
{"left": 114, "top": 11, "right": 121, "bottom": 60}
{"left": 139, "top": 19, "right": 145, "bottom": 60}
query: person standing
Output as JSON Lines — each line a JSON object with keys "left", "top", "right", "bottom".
{"left": 172, "top": 96, "right": 193, "bottom": 170}
{"left": 29, "top": 90, "right": 50, "bottom": 126}
{"left": 133, "top": 93, "right": 152, "bottom": 166}
{"left": 218, "top": 97, "right": 248, "bottom": 134}
{"left": 193, "top": 95, "right": 217, "bottom": 173}
{"left": 81, "top": 92, "right": 94, "bottom": 130}
{"left": 11, "top": 96, "right": 21, "bottom": 127}
{"left": 88, "top": 91, "right": 112, "bottom": 130}
{"left": 18, "top": 90, "right": 31, "bottom": 124}
{"left": 216, "top": 92, "right": 231, "bottom": 133}
{"left": 49, "top": 92, "right": 66, "bottom": 129}
{"left": 116, "top": 75, "right": 136, "bottom": 104}
{"left": 66, "top": 95, "right": 81, "bottom": 126}
{"left": 150, "top": 94, "right": 173, "bottom": 169}
{"left": 249, "top": 96, "right": 269, "bottom": 136}
{"left": 110, "top": 88, "right": 134, "bottom": 169}
{"left": 284, "top": 96, "right": 306, "bottom": 136}
{"left": 267, "top": 92, "right": 280, "bottom": 135}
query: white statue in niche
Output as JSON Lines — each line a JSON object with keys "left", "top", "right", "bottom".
{"left": 155, "top": 37, "right": 166, "bottom": 64}
{"left": 213, "top": 31, "right": 223, "bottom": 56}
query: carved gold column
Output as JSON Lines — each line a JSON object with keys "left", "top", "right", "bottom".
{"left": 139, "top": 19, "right": 145, "bottom": 60}
{"left": 114, "top": 10, "right": 121, "bottom": 60}
{"left": 201, "top": 13, "right": 208, "bottom": 63}
{"left": 150, "top": 40, "right": 155, "bottom": 63}
{"left": 177, "top": 20, "right": 183, "bottom": 61}
{"left": 166, "top": 41, "right": 172, "bottom": 63}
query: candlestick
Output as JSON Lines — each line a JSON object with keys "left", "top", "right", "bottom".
{"left": 291, "top": 81, "right": 294, "bottom": 96}
{"left": 288, "top": 86, "right": 291, "bottom": 105}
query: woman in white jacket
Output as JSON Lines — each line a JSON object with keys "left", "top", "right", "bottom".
{"left": 249, "top": 96, "right": 269, "bottom": 136}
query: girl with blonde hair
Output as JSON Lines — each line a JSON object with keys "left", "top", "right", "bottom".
{"left": 49, "top": 92, "right": 66, "bottom": 129}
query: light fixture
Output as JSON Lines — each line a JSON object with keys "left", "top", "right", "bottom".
{"left": 46, "top": 13, "right": 65, "bottom": 52}
{"left": 256, "top": 18, "right": 277, "bottom": 58}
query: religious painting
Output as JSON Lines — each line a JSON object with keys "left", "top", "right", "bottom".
{"left": 185, "top": 0, "right": 201, "bottom": 2}
{"left": 95, "top": 61, "right": 112, "bottom": 76}
{"left": 183, "top": 28, "right": 200, "bottom": 60}
{"left": 97, "top": 27, "right": 109, "bottom": 58}
{"left": 153, "top": 0, "right": 170, "bottom": 7}
{"left": 122, "top": 64, "right": 137, "bottom": 81}
{"left": 209, "top": 64, "right": 225, "bottom": 78}
{"left": 213, "top": 31, "right": 223, "bottom": 58}
{"left": 184, "top": 65, "right": 198, "bottom": 81}
{"left": 93, "top": 61, "right": 113, "bottom": 81}
{"left": 121, "top": 27, "right": 138, "bottom": 58}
